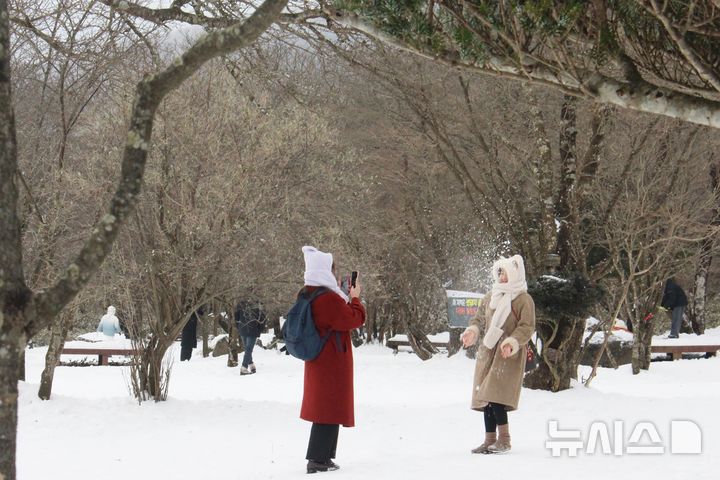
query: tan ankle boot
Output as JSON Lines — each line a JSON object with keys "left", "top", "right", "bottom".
{"left": 488, "top": 424, "right": 511, "bottom": 454}
{"left": 471, "top": 432, "right": 497, "bottom": 454}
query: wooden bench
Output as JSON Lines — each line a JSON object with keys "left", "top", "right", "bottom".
{"left": 386, "top": 339, "right": 450, "bottom": 354}
{"left": 650, "top": 344, "right": 720, "bottom": 361}
{"left": 60, "top": 348, "right": 139, "bottom": 365}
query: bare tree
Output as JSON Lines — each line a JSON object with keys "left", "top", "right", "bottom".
{"left": 0, "top": 0, "right": 288, "bottom": 477}
{"left": 9, "top": 0, "right": 161, "bottom": 401}
{"left": 590, "top": 135, "right": 718, "bottom": 375}
{"left": 121, "top": 60, "right": 360, "bottom": 398}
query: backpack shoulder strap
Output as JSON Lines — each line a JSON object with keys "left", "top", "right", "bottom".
{"left": 298, "top": 286, "right": 330, "bottom": 302}
{"left": 310, "top": 287, "right": 329, "bottom": 301}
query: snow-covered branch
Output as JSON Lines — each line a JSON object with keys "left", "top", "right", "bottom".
{"left": 323, "top": 7, "right": 720, "bottom": 129}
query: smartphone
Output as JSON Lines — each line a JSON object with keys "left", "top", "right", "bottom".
{"left": 351, "top": 271, "right": 358, "bottom": 288}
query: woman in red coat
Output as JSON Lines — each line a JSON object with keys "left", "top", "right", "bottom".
{"left": 299, "top": 246, "right": 365, "bottom": 474}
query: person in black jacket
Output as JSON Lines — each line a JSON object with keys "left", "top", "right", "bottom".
{"left": 661, "top": 278, "right": 688, "bottom": 339}
{"left": 234, "top": 300, "right": 266, "bottom": 375}
{"left": 181, "top": 310, "right": 200, "bottom": 361}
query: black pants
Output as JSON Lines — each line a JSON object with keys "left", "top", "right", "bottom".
{"left": 180, "top": 345, "right": 193, "bottom": 361}
{"left": 484, "top": 402, "right": 509, "bottom": 432}
{"left": 306, "top": 423, "right": 339, "bottom": 462}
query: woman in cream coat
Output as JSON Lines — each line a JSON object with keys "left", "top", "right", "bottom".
{"left": 461, "top": 255, "right": 536, "bottom": 454}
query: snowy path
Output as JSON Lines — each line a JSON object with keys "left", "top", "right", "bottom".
{"left": 18, "top": 342, "right": 719, "bottom": 479}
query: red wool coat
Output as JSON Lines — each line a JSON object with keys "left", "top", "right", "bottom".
{"left": 300, "top": 287, "right": 366, "bottom": 427}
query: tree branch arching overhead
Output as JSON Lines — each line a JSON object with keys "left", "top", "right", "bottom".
{"left": 75, "top": 1, "right": 720, "bottom": 127}
{"left": 322, "top": 1, "right": 720, "bottom": 128}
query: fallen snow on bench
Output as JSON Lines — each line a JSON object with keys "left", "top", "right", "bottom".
{"left": 65, "top": 334, "right": 134, "bottom": 350}
{"left": 652, "top": 326, "right": 720, "bottom": 346}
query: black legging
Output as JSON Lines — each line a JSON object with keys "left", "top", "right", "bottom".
{"left": 483, "top": 402, "right": 509, "bottom": 432}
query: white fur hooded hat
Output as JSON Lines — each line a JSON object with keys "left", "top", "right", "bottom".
{"left": 491, "top": 255, "right": 527, "bottom": 285}
{"left": 302, "top": 246, "right": 348, "bottom": 302}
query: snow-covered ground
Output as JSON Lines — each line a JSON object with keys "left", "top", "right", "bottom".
{"left": 19, "top": 337, "right": 720, "bottom": 480}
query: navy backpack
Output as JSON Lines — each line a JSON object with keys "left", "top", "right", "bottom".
{"left": 282, "top": 287, "right": 332, "bottom": 361}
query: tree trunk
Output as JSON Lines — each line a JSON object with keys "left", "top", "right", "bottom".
{"left": 38, "top": 314, "right": 69, "bottom": 400}
{"left": 407, "top": 327, "right": 436, "bottom": 361}
{"left": 128, "top": 330, "right": 173, "bottom": 403}
{"left": 365, "top": 303, "right": 376, "bottom": 343}
{"left": 689, "top": 163, "right": 718, "bottom": 334}
{"left": 631, "top": 316, "right": 654, "bottom": 374}
{"left": 680, "top": 314, "right": 693, "bottom": 334}
{"left": 448, "top": 327, "right": 462, "bottom": 357}
{"left": 556, "top": 95, "right": 579, "bottom": 269}
{"left": 376, "top": 304, "right": 389, "bottom": 344}
{"left": 0, "top": 328, "right": 24, "bottom": 480}
{"left": 350, "top": 329, "right": 364, "bottom": 348}
{"left": 1, "top": 2, "right": 25, "bottom": 475}
{"left": 526, "top": 87, "right": 556, "bottom": 258}
{"left": 400, "top": 306, "right": 436, "bottom": 360}
{"left": 524, "top": 97, "right": 588, "bottom": 392}
{"left": 690, "top": 251, "right": 711, "bottom": 335}
{"left": 227, "top": 321, "right": 239, "bottom": 368}
{"left": 142, "top": 351, "right": 160, "bottom": 400}
{"left": 201, "top": 314, "right": 210, "bottom": 358}
{"left": 524, "top": 316, "right": 585, "bottom": 391}
{"left": 139, "top": 338, "right": 173, "bottom": 401}
{"left": 18, "top": 349, "right": 24, "bottom": 383}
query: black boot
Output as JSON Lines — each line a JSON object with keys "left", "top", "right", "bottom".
{"left": 306, "top": 460, "right": 340, "bottom": 474}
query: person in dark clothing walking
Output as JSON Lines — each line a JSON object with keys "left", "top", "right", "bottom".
{"left": 234, "top": 300, "right": 266, "bottom": 375}
{"left": 661, "top": 278, "right": 688, "bottom": 339}
{"left": 181, "top": 310, "right": 199, "bottom": 361}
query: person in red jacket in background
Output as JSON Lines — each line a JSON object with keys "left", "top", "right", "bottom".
{"left": 299, "top": 246, "right": 366, "bottom": 474}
